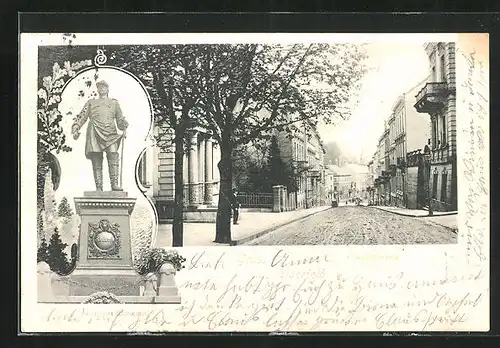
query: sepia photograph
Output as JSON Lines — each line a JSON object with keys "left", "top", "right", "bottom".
{"left": 20, "top": 31, "right": 489, "bottom": 332}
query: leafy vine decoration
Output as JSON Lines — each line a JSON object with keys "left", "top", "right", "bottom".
{"left": 37, "top": 59, "right": 94, "bottom": 240}
{"left": 37, "top": 60, "right": 93, "bottom": 155}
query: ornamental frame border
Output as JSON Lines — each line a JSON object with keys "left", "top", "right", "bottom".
{"left": 37, "top": 46, "right": 160, "bottom": 245}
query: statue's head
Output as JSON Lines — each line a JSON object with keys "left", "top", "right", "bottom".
{"left": 96, "top": 80, "right": 109, "bottom": 97}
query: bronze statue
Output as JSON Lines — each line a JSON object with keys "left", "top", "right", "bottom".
{"left": 71, "top": 80, "right": 129, "bottom": 191}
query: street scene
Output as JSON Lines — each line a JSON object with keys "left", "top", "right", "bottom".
{"left": 36, "top": 38, "right": 459, "bottom": 263}
{"left": 246, "top": 206, "right": 457, "bottom": 246}
{"left": 22, "top": 15, "right": 489, "bottom": 332}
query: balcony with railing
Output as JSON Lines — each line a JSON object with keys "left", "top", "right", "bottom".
{"left": 414, "top": 82, "right": 449, "bottom": 114}
{"left": 389, "top": 164, "right": 397, "bottom": 177}
{"left": 430, "top": 145, "right": 449, "bottom": 164}
{"left": 406, "top": 150, "right": 423, "bottom": 167}
{"left": 396, "top": 157, "right": 407, "bottom": 173}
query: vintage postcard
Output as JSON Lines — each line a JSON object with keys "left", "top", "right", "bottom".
{"left": 20, "top": 32, "right": 489, "bottom": 332}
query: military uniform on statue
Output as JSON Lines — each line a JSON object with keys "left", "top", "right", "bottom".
{"left": 71, "top": 80, "right": 128, "bottom": 192}
{"left": 38, "top": 78, "right": 181, "bottom": 304}
{"left": 58, "top": 80, "right": 143, "bottom": 300}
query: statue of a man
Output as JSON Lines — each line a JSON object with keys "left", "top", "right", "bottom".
{"left": 71, "top": 80, "right": 129, "bottom": 191}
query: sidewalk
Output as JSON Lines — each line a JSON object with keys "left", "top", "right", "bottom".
{"left": 154, "top": 205, "right": 331, "bottom": 247}
{"left": 372, "top": 205, "right": 458, "bottom": 231}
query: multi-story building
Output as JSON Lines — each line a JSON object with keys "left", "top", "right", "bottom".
{"left": 372, "top": 76, "right": 434, "bottom": 209}
{"left": 414, "top": 42, "right": 457, "bottom": 212}
{"left": 382, "top": 121, "right": 392, "bottom": 204}
{"left": 138, "top": 128, "right": 222, "bottom": 222}
{"left": 277, "top": 120, "right": 327, "bottom": 208}
{"left": 141, "top": 115, "right": 329, "bottom": 221}
{"left": 387, "top": 112, "right": 397, "bottom": 205}
{"left": 374, "top": 130, "right": 387, "bottom": 205}
{"left": 325, "top": 164, "right": 352, "bottom": 201}
{"left": 366, "top": 152, "right": 377, "bottom": 202}
{"left": 390, "top": 78, "right": 430, "bottom": 208}
{"left": 367, "top": 156, "right": 375, "bottom": 187}
{"left": 343, "top": 163, "right": 369, "bottom": 197}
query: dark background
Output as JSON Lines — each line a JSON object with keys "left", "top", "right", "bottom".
{"left": 6, "top": 7, "right": 500, "bottom": 348}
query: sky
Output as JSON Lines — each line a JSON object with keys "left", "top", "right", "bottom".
{"left": 317, "top": 43, "right": 430, "bottom": 162}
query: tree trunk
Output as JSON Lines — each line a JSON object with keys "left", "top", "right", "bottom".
{"left": 214, "top": 135, "right": 233, "bottom": 244}
{"left": 172, "top": 128, "right": 185, "bottom": 247}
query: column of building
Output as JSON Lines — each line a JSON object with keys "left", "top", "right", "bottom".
{"left": 180, "top": 132, "right": 217, "bottom": 207}
{"left": 204, "top": 138, "right": 215, "bottom": 205}
{"left": 187, "top": 133, "right": 199, "bottom": 206}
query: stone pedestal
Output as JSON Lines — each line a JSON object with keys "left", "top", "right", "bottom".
{"left": 156, "top": 263, "right": 182, "bottom": 303}
{"left": 37, "top": 191, "right": 181, "bottom": 304}
{"left": 69, "top": 191, "right": 140, "bottom": 296}
{"left": 204, "top": 182, "right": 216, "bottom": 205}
{"left": 187, "top": 183, "right": 201, "bottom": 206}
{"left": 273, "top": 185, "right": 283, "bottom": 213}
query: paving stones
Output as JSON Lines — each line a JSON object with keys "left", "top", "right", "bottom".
{"left": 247, "top": 206, "right": 458, "bottom": 246}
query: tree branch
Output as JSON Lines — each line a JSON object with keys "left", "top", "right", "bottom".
{"left": 236, "top": 44, "right": 313, "bottom": 145}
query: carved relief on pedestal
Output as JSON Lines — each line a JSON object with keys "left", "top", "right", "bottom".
{"left": 88, "top": 219, "right": 122, "bottom": 259}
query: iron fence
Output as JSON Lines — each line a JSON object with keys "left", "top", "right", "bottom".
{"left": 237, "top": 192, "right": 273, "bottom": 208}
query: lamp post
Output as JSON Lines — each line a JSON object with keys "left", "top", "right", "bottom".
{"left": 424, "top": 152, "right": 434, "bottom": 216}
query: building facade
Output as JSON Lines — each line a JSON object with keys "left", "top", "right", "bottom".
{"left": 390, "top": 79, "right": 430, "bottom": 209}
{"left": 414, "top": 42, "right": 457, "bottom": 212}
{"left": 372, "top": 77, "right": 433, "bottom": 209}
{"left": 325, "top": 165, "right": 352, "bottom": 201}
{"left": 276, "top": 120, "right": 327, "bottom": 208}
{"left": 139, "top": 128, "right": 222, "bottom": 222}
{"left": 378, "top": 121, "right": 392, "bottom": 205}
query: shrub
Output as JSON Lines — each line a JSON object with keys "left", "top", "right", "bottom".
{"left": 57, "top": 196, "right": 73, "bottom": 220}
{"left": 37, "top": 236, "right": 49, "bottom": 263}
{"left": 134, "top": 248, "right": 186, "bottom": 276}
{"left": 38, "top": 227, "right": 73, "bottom": 275}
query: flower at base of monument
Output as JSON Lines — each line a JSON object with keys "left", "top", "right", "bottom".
{"left": 134, "top": 248, "right": 186, "bottom": 276}
{"left": 82, "top": 291, "right": 122, "bottom": 304}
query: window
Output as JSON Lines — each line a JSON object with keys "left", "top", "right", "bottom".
{"left": 431, "top": 66, "right": 436, "bottom": 82}
{"left": 441, "top": 171, "right": 448, "bottom": 201}
{"left": 432, "top": 173, "right": 438, "bottom": 199}
{"left": 440, "top": 55, "right": 446, "bottom": 82}
{"left": 432, "top": 118, "right": 438, "bottom": 148}
{"left": 441, "top": 114, "right": 447, "bottom": 145}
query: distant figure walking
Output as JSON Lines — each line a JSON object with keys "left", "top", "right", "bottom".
{"left": 231, "top": 189, "right": 241, "bottom": 225}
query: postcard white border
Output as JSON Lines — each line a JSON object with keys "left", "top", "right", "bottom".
{"left": 20, "top": 33, "right": 490, "bottom": 333}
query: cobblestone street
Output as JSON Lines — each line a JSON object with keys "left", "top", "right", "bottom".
{"left": 246, "top": 206, "right": 457, "bottom": 245}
